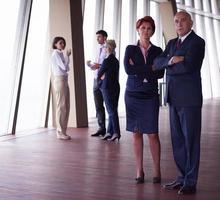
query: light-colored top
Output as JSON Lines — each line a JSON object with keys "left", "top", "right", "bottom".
{"left": 94, "top": 43, "right": 107, "bottom": 79}
{"left": 139, "top": 44, "right": 151, "bottom": 82}
{"left": 51, "top": 49, "right": 70, "bottom": 76}
{"left": 139, "top": 44, "right": 151, "bottom": 64}
{"left": 179, "top": 30, "right": 192, "bottom": 43}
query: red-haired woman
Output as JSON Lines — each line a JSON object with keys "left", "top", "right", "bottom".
{"left": 124, "top": 16, "right": 164, "bottom": 184}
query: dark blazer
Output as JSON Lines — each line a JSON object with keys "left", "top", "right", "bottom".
{"left": 124, "top": 43, "right": 164, "bottom": 96}
{"left": 153, "top": 31, "right": 205, "bottom": 106}
{"left": 97, "top": 53, "right": 120, "bottom": 90}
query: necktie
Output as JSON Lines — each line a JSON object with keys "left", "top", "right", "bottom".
{"left": 176, "top": 39, "right": 181, "bottom": 49}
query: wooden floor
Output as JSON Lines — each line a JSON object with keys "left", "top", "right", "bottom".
{"left": 0, "top": 99, "right": 220, "bottom": 200}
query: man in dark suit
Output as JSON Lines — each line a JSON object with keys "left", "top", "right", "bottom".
{"left": 153, "top": 11, "right": 205, "bottom": 195}
{"left": 87, "top": 30, "right": 108, "bottom": 137}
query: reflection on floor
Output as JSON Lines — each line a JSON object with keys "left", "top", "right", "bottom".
{"left": 0, "top": 98, "right": 220, "bottom": 200}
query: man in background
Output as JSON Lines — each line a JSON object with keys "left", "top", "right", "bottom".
{"left": 87, "top": 30, "right": 108, "bottom": 137}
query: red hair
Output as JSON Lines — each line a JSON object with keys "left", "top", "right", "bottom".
{"left": 136, "top": 16, "right": 155, "bottom": 33}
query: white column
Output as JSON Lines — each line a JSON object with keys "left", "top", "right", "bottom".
{"left": 194, "top": 0, "right": 212, "bottom": 98}
{"left": 203, "top": 0, "right": 220, "bottom": 97}
{"left": 128, "top": 0, "right": 137, "bottom": 44}
{"left": 210, "top": 0, "right": 220, "bottom": 71}
{"left": 93, "top": 0, "right": 105, "bottom": 56}
{"left": 113, "top": 0, "right": 122, "bottom": 59}
{"left": 143, "top": 0, "right": 150, "bottom": 16}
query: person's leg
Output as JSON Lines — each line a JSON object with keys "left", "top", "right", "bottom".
{"left": 169, "top": 105, "right": 186, "bottom": 184}
{"left": 53, "top": 77, "right": 71, "bottom": 140}
{"left": 101, "top": 89, "right": 114, "bottom": 140}
{"left": 133, "top": 133, "right": 144, "bottom": 179}
{"left": 102, "top": 89, "right": 120, "bottom": 135}
{"left": 179, "top": 106, "right": 201, "bottom": 187}
{"left": 163, "top": 105, "right": 185, "bottom": 189}
{"left": 148, "top": 133, "right": 161, "bottom": 179}
{"left": 93, "top": 79, "right": 106, "bottom": 134}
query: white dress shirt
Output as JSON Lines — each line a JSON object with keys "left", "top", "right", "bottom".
{"left": 93, "top": 43, "right": 107, "bottom": 79}
{"left": 51, "top": 49, "right": 70, "bottom": 76}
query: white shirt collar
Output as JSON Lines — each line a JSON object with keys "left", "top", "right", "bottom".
{"left": 179, "top": 30, "right": 192, "bottom": 42}
{"left": 99, "top": 42, "right": 106, "bottom": 48}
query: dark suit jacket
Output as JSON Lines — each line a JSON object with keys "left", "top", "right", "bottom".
{"left": 97, "top": 53, "right": 120, "bottom": 90}
{"left": 124, "top": 43, "right": 164, "bottom": 96}
{"left": 153, "top": 31, "right": 205, "bottom": 106}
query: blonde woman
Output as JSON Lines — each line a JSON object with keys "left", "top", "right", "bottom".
{"left": 97, "top": 40, "right": 120, "bottom": 141}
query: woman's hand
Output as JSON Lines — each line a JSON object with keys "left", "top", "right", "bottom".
{"left": 66, "top": 49, "right": 71, "bottom": 56}
{"left": 129, "top": 58, "right": 134, "bottom": 65}
{"left": 101, "top": 74, "right": 105, "bottom": 80}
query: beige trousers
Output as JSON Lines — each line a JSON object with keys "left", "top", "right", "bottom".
{"left": 52, "top": 76, "right": 70, "bottom": 134}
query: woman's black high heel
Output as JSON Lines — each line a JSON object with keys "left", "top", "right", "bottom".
{"left": 135, "top": 172, "right": 145, "bottom": 184}
{"left": 101, "top": 133, "right": 112, "bottom": 140}
{"left": 110, "top": 133, "right": 121, "bottom": 141}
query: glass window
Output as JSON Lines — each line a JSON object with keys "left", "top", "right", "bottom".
{"left": 0, "top": 1, "right": 21, "bottom": 135}
{"left": 83, "top": 0, "right": 97, "bottom": 119}
{"left": 16, "top": 0, "right": 50, "bottom": 132}
{"left": 104, "top": 0, "right": 114, "bottom": 38}
{"left": 137, "top": 0, "right": 144, "bottom": 19}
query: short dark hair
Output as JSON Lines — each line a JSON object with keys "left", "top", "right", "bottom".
{"left": 96, "top": 30, "right": 108, "bottom": 38}
{"left": 52, "top": 36, "right": 66, "bottom": 49}
{"left": 136, "top": 16, "right": 155, "bottom": 34}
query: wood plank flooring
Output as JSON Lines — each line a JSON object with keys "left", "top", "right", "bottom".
{"left": 0, "top": 98, "right": 220, "bottom": 200}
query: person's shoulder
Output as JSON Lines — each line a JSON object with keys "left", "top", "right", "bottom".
{"left": 163, "top": 38, "right": 177, "bottom": 49}
{"left": 193, "top": 32, "right": 205, "bottom": 44}
{"left": 125, "top": 44, "right": 138, "bottom": 54}
{"left": 52, "top": 49, "right": 61, "bottom": 56}
{"left": 190, "top": 31, "right": 205, "bottom": 46}
{"left": 150, "top": 44, "right": 162, "bottom": 52}
{"left": 126, "top": 44, "right": 137, "bottom": 49}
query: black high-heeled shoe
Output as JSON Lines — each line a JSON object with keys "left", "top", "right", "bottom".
{"left": 135, "top": 172, "right": 145, "bottom": 184}
{"left": 110, "top": 133, "right": 121, "bottom": 141}
{"left": 101, "top": 133, "right": 112, "bottom": 140}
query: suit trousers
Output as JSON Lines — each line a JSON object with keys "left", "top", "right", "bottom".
{"left": 101, "top": 88, "right": 120, "bottom": 135}
{"left": 93, "top": 79, "right": 106, "bottom": 131}
{"left": 52, "top": 76, "right": 70, "bottom": 134}
{"left": 169, "top": 105, "right": 201, "bottom": 187}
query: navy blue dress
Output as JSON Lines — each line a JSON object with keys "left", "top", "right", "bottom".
{"left": 124, "top": 43, "right": 164, "bottom": 134}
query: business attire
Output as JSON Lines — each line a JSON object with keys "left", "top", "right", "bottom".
{"left": 93, "top": 43, "right": 107, "bottom": 136}
{"left": 153, "top": 30, "right": 205, "bottom": 189}
{"left": 97, "top": 53, "right": 120, "bottom": 140}
{"left": 124, "top": 43, "right": 164, "bottom": 134}
{"left": 51, "top": 49, "right": 71, "bottom": 140}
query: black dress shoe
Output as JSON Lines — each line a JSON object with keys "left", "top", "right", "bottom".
{"left": 178, "top": 185, "right": 196, "bottom": 195}
{"left": 163, "top": 180, "right": 183, "bottom": 190}
{"left": 91, "top": 129, "right": 105, "bottom": 137}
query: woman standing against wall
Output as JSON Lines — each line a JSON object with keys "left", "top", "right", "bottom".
{"left": 51, "top": 36, "right": 71, "bottom": 140}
